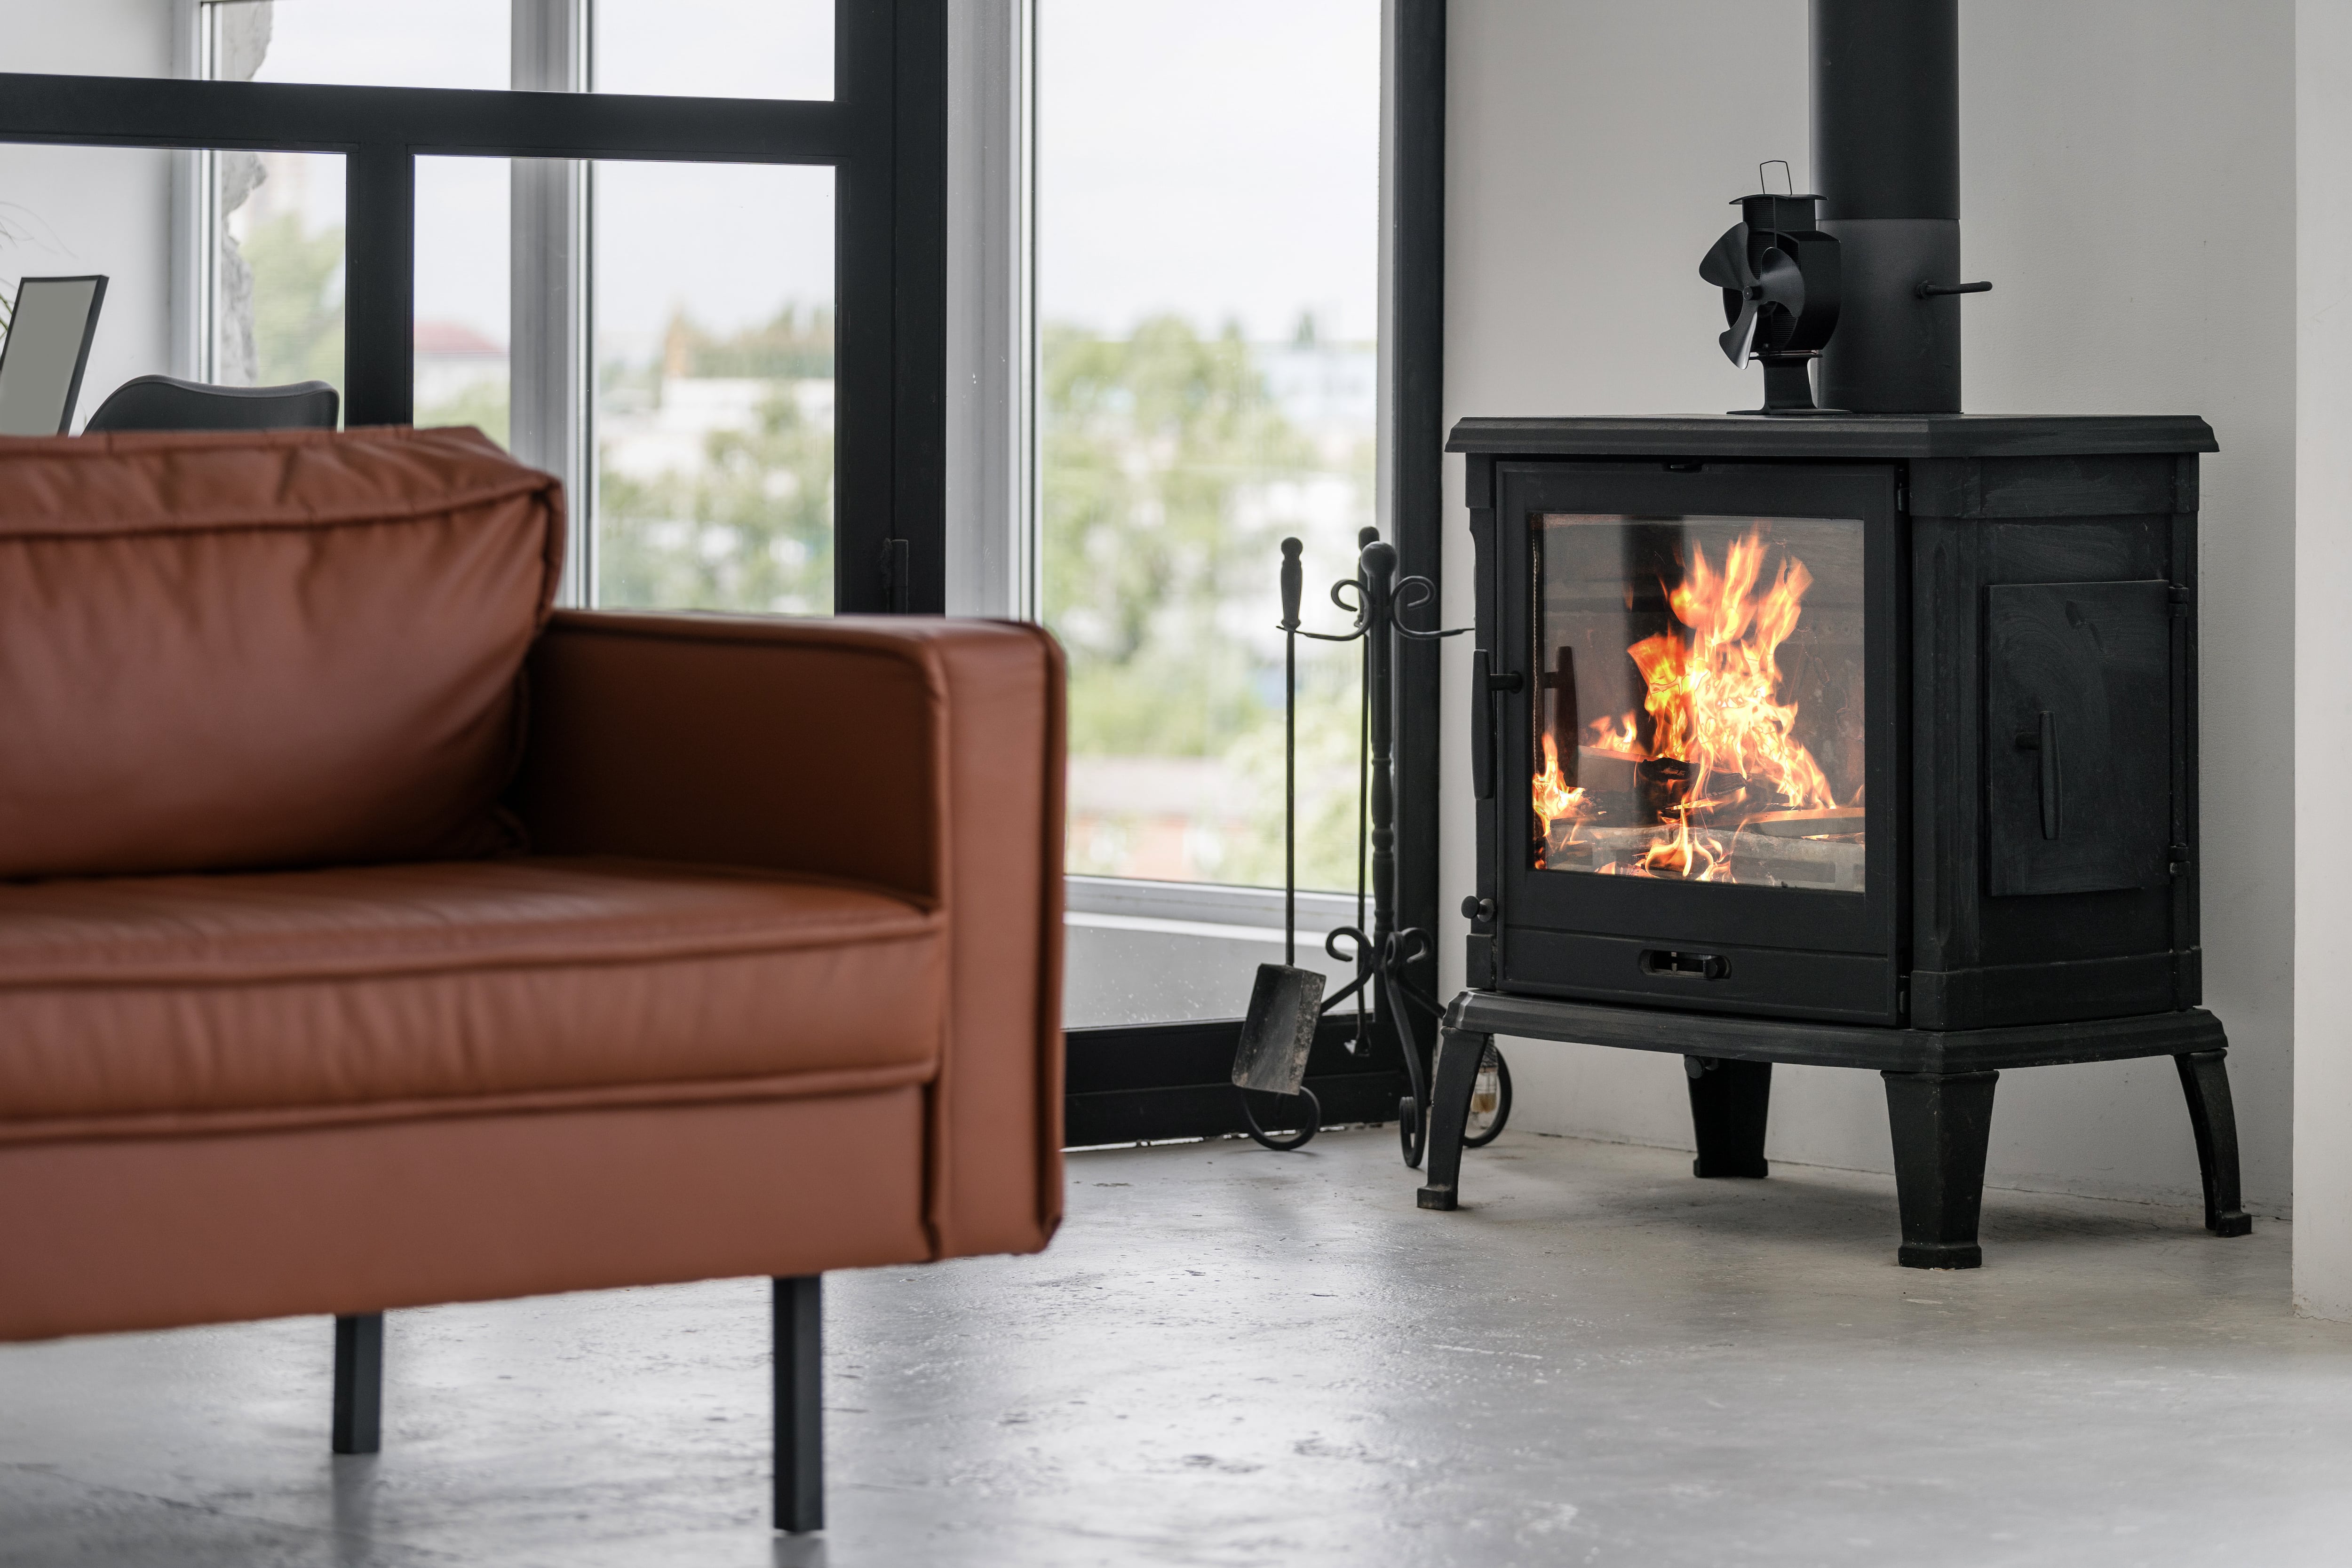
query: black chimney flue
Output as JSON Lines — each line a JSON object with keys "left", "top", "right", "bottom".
{"left": 1812, "top": 0, "right": 1967, "bottom": 413}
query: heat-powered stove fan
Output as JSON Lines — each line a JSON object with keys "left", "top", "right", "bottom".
{"left": 1700, "top": 163, "right": 1842, "bottom": 413}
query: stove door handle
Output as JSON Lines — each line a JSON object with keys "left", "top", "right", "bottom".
{"left": 2016, "top": 710, "right": 2062, "bottom": 839}
{"left": 1472, "top": 653, "right": 1523, "bottom": 801}
{"left": 1473, "top": 653, "right": 1494, "bottom": 800}
{"left": 1641, "top": 949, "right": 1730, "bottom": 981}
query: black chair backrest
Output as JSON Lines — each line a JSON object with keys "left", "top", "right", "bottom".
{"left": 83, "top": 375, "right": 340, "bottom": 434}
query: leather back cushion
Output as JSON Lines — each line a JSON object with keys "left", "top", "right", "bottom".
{"left": 0, "top": 426, "right": 564, "bottom": 879}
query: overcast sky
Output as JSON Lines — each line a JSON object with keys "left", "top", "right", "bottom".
{"left": 1038, "top": 0, "right": 1382, "bottom": 343}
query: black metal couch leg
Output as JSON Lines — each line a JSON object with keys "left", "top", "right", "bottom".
{"left": 1883, "top": 1069, "right": 1999, "bottom": 1269}
{"left": 1687, "top": 1056, "right": 1772, "bottom": 1178}
{"left": 1416, "top": 1028, "right": 1490, "bottom": 1211}
{"left": 2175, "top": 1050, "right": 2254, "bottom": 1237}
{"left": 774, "top": 1275, "right": 823, "bottom": 1533}
{"left": 331, "top": 1312, "right": 383, "bottom": 1455}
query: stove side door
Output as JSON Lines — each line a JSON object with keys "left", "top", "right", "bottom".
{"left": 1984, "top": 580, "right": 2176, "bottom": 896}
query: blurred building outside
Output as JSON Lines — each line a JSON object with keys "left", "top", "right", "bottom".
{"left": 412, "top": 319, "right": 504, "bottom": 408}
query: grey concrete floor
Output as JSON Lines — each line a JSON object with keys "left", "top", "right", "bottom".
{"left": 3, "top": 1128, "right": 2350, "bottom": 1567}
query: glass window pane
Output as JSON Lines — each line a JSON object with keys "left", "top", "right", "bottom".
{"left": 203, "top": 0, "right": 508, "bottom": 92}
{"left": 413, "top": 157, "right": 511, "bottom": 446}
{"left": 1063, "top": 881, "right": 1357, "bottom": 1030}
{"left": 213, "top": 150, "right": 345, "bottom": 402}
{"left": 1531, "top": 515, "right": 1867, "bottom": 889}
{"left": 595, "top": 0, "right": 832, "bottom": 102}
{"left": 592, "top": 161, "right": 835, "bottom": 615}
{"left": 1039, "top": 0, "right": 1382, "bottom": 892}
{"left": 0, "top": 143, "right": 178, "bottom": 431}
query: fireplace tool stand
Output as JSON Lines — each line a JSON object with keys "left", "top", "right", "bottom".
{"left": 1234, "top": 532, "right": 1511, "bottom": 1162}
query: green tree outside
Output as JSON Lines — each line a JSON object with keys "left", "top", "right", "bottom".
{"left": 414, "top": 377, "right": 510, "bottom": 449}
{"left": 240, "top": 212, "right": 344, "bottom": 391}
{"left": 1042, "top": 314, "right": 1372, "bottom": 891}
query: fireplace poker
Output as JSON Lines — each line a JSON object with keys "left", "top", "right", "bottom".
{"left": 1231, "top": 538, "right": 1327, "bottom": 1151}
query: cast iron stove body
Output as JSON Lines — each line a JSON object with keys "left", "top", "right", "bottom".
{"left": 1465, "top": 415, "right": 2214, "bottom": 1027}
{"left": 1417, "top": 415, "right": 2251, "bottom": 1267}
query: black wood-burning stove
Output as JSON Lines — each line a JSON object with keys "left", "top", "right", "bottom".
{"left": 1413, "top": 1, "right": 2250, "bottom": 1268}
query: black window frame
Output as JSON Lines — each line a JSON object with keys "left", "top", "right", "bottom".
{"left": 0, "top": 0, "right": 947, "bottom": 615}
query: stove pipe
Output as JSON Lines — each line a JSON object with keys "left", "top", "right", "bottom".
{"left": 1811, "top": 0, "right": 1966, "bottom": 414}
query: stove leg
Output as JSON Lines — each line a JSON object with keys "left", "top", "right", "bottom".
{"left": 1686, "top": 1057, "right": 1771, "bottom": 1178}
{"left": 2174, "top": 1050, "right": 2254, "bottom": 1237}
{"left": 1882, "top": 1069, "right": 1999, "bottom": 1269}
{"left": 1415, "top": 1027, "right": 1491, "bottom": 1211}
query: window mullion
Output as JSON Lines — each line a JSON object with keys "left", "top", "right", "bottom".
{"left": 944, "top": 0, "right": 1031, "bottom": 620}
{"left": 510, "top": 0, "right": 593, "bottom": 607}
{"left": 168, "top": 0, "right": 207, "bottom": 381}
{"left": 342, "top": 143, "right": 414, "bottom": 427}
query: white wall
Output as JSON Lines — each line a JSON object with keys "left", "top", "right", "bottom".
{"left": 2295, "top": 0, "right": 2352, "bottom": 1317}
{"left": 4, "top": 0, "right": 175, "bottom": 77}
{"left": 1442, "top": 0, "right": 2297, "bottom": 1215}
{"left": 0, "top": 1, "right": 182, "bottom": 419}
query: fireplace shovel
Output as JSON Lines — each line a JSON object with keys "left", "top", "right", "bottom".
{"left": 1233, "top": 538, "right": 1326, "bottom": 1151}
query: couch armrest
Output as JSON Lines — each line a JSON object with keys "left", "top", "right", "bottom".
{"left": 515, "top": 609, "right": 1066, "bottom": 1256}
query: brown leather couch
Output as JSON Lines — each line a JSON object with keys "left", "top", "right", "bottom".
{"left": 0, "top": 425, "right": 1065, "bottom": 1532}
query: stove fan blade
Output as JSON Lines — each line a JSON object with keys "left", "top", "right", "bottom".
{"left": 1752, "top": 245, "right": 1808, "bottom": 324}
{"left": 1700, "top": 223, "right": 1811, "bottom": 370}
{"left": 1698, "top": 223, "right": 1752, "bottom": 292}
{"left": 1700, "top": 223, "right": 1761, "bottom": 366}
{"left": 1719, "top": 307, "right": 1756, "bottom": 369}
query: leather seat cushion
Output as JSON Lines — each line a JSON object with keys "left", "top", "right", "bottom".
{"left": 0, "top": 857, "right": 943, "bottom": 1133}
{"left": 0, "top": 426, "right": 564, "bottom": 880}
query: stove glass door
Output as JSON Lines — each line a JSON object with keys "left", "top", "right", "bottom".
{"left": 1530, "top": 513, "right": 1866, "bottom": 892}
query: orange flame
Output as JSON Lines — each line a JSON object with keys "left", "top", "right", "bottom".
{"left": 1586, "top": 711, "right": 1644, "bottom": 757}
{"left": 1531, "top": 733, "right": 1596, "bottom": 870}
{"left": 1634, "top": 532, "right": 1834, "bottom": 809}
{"left": 1538, "top": 527, "right": 1843, "bottom": 881}
{"left": 1637, "top": 807, "right": 1725, "bottom": 880}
